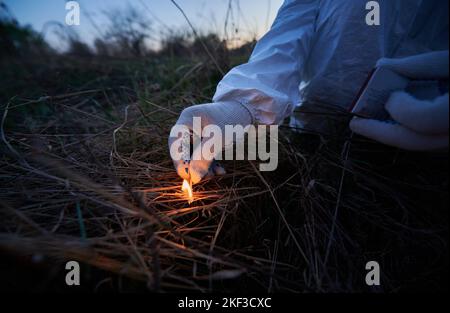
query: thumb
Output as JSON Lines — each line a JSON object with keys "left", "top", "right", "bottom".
{"left": 377, "top": 51, "right": 449, "bottom": 80}
{"left": 189, "top": 159, "right": 213, "bottom": 185}
{"left": 385, "top": 91, "right": 449, "bottom": 135}
{"left": 350, "top": 117, "right": 449, "bottom": 151}
{"left": 188, "top": 128, "right": 224, "bottom": 184}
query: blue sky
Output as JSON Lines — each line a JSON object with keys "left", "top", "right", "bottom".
{"left": 3, "top": 0, "right": 283, "bottom": 50}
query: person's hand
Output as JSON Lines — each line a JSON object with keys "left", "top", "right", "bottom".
{"left": 350, "top": 51, "right": 449, "bottom": 151}
{"left": 168, "top": 101, "right": 253, "bottom": 184}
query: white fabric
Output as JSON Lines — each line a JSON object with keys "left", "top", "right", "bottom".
{"left": 170, "top": 0, "right": 449, "bottom": 182}
{"left": 350, "top": 51, "right": 449, "bottom": 151}
{"left": 350, "top": 117, "right": 448, "bottom": 151}
{"left": 169, "top": 101, "right": 252, "bottom": 184}
{"left": 377, "top": 51, "right": 449, "bottom": 80}
{"left": 385, "top": 91, "right": 449, "bottom": 135}
{"left": 213, "top": 0, "right": 449, "bottom": 130}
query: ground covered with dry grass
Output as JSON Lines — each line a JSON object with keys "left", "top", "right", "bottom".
{"left": 0, "top": 47, "right": 448, "bottom": 292}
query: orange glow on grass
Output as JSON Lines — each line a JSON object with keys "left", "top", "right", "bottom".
{"left": 182, "top": 179, "right": 193, "bottom": 204}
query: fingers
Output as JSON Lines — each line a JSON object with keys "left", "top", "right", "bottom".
{"left": 169, "top": 101, "right": 245, "bottom": 183}
{"left": 173, "top": 159, "right": 191, "bottom": 181}
{"left": 187, "top": 111, "right": 227, "bottom": 184}
{"left": 350, "top": 117, "right": 449, "bottom": 151}
{"left": 385, "top": 92, "right": 449, "bottom": 135}
{"left": 377, "top": 51, "right": 449, "bottom": 79}
{"left": 174, "top": 159, "right": 226, "bottom": 184}
{"left": 189, "top": 160, "right": 212, "bottom": 185}
{"left": 169, "top": 105, "right": 205, "bottom": 181}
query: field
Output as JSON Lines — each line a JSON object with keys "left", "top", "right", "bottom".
{"left": 0, "top": 16, "right": 448, "bottom": 293}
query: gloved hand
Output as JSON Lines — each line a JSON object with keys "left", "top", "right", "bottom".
{"left": 168, "top": 101, "right": 253, "bottom": 184}
{"left": 350, "top": 51, "right": 449, "bottom": 151}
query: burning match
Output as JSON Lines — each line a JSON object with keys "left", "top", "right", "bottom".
{"left": 181, "top": 179, "right": 194, "bottom": 204}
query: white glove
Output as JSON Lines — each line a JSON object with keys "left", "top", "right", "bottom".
{"left": 168, "top": 101, "right": 253, "bottom": 184}
{"left": 350, "top": 51, "right": 449, "bottom": 151}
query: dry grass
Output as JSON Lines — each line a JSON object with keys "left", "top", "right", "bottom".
{"left": 0, "top": 52, "right": 447, "bottom": 292}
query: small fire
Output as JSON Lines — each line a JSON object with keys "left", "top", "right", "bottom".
{"left": 181, "top": 179, "right": 193, "bottom": 204}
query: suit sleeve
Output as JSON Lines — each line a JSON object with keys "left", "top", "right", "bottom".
{"left": 213, "top": 0, "right": 319, "bottom": 125}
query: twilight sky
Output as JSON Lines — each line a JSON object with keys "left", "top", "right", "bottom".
{"left": 3, "top": 0, "right": 284, "bottom": 50}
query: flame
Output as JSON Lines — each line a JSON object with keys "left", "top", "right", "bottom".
{"left": 181, "top": 179, "right": 193, "bottom": 204}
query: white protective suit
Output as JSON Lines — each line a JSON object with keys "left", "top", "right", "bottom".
{"left": 212, "top": 0, "right": 449, "bottom": 130}
{"left": 170, "top": 0, "right": 449, "bottom": 183}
